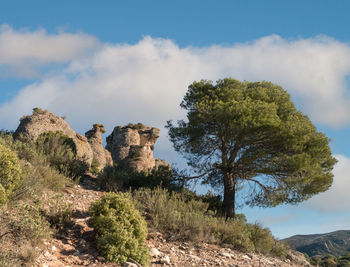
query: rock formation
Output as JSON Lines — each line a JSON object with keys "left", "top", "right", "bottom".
{"left": 14, "top": 109, "right": 94, "bottom": 166}
{"left": 85, "top": 124, "right": 113, "bottom": 171}
{"left": 14, "top": 109, "right": 170, "bottom": 173}
{"left": 106, "top": 123, "right": 170, "bottom": 172}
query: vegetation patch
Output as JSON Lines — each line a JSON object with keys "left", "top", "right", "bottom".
{"left": 98, "top": 164, "right": 179, "bottom": 192}
{"left": 0, "top": 202, "right": 51, "bottom": 266}
{"left": 90, "top": 158, "right": 100, "bottom": 175}
{"left": 309, "top": 253, "right": 350, "bottom": 266}
{"left": 0, "top": 142, "right": 22, "bottom": 205}
{"left": 32, "top": 107, "right": 47, "bottom": 115}
{"left": 89, "top": 192, "right": 150, "bottom": 266}
{"left": 36, "top": 131, "right": 88, "bottom": 181}
{"left": 0, "top": 131, "right": 74, "bottom": 265}
{"left": 132, "top": 187, "right": 289, "bottom": 258}
{"left": 125, "top": 122, "right": 145, "bottom": 130}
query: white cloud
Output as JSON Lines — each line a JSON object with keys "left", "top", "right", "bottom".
{"left": 304, "top": 154, "right": 350, "bottom": 212}
{"left": 2, "top": 32, "right": 350, "bottom": 163}
{"left": 0, "top": 25, "right": 100, "bottom": 77}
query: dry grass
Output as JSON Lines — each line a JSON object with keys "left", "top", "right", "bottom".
{"left": 132, "top": 187, "right": 290, "bottom": 257}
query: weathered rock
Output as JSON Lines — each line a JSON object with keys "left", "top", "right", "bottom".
{"left": 14, "top": 109, "right": 93, "bottom": 166}
{"left": 150, "top": 247, "right": 161, "bottom": 257}
{"left": 124, "top": 258, "right": 143, "bottom": 267}
{"left": 220, "top": 252, "right": 233, "bottom": 258}
{"left": 85, "top": 124, "right": 113, "bottom": 171}
{"left": 106, "top": 123, "right": 170, "bottom": 172}
{"left": 160, "top": 255, "right": 171, "bottom": 265}
{"left": 287, "top": 251, "right": 311, "bottom": 266}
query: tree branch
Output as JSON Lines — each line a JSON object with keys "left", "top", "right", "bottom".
{"left": 174, "top": 166, "right": 219, "bottom": 181}
{"left": 246, "top": 178, "right": 271, "bottom": 193}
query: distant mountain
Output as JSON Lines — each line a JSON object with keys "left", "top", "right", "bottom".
{"left": 283, "top": 230, "right": 350, "bottom": 257}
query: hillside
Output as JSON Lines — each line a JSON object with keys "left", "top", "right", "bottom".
{"left": 36, "top": 175, "right": 310, "bottom": 267}
{"left": 284, "top": 230, "right": 350, "bottom": 257}
{"left": 0, "top": 109, "right": 311, "bottom": 267}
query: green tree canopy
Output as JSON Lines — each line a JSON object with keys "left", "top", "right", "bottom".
{"left": 166, "top": 78, "right": 337, "bottom": 219}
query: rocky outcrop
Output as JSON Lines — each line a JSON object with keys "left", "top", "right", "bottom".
{"left": 85, "top": 124, "right": 113, "bottom": 171}
{"left": 106, "top": 123, "right": 170, "bottom": 172}
{"left": 14, "top": 109, "right": 170, "bottom": 173}
{"left": 14, "top": 109, "right": 93, "bottom": 166}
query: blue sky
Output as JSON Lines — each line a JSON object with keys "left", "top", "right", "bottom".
{"left": 1, "top": 1, "right": 350, "bottom": 239}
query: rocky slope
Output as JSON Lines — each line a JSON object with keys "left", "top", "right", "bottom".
{"left": 284, "top": 230, "right": 350, "bottom": 257}
{"left": 34, "top": 176, "right": 310, "bottom": 267}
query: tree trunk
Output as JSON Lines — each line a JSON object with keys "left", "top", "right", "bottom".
{"left": 223, "top": 172, "right": 236, "bottom": 220}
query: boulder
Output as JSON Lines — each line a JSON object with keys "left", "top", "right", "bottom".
{"left": 106, "top": 123, "right": 169, "bottom": 172}
{"left": 14, "top": 109, "right": 93, "bottom": 166}
{"left": 286, "top": 251, "right": 311, "bottom": 266}
{"left": 85, "top": 124, "right": 113, "bottom": 171}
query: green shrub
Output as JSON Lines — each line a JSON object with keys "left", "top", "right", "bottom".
{"left": 0, "top": 131, "right": 73, "bottom": 265}
{"left": 211, "top": 217, "right": 253, "bottom": 251}
{"left": 13, "top": 158, "right": 69, "bottom": 202}
{"left": 36, "top": 131, "right": 88, "bottom": 181}
{"left": 270, "top": 241, "right": 290, "bottom": 259}
{"left": 36, "top": 131, "right": 76, "bottom": 157}
{"left": 89, "top": 192, "right": 150, "bottom": 266}
{"left": 0, "top": 131, "right": 38, "bottom": 163}
{"left": 126, "top": 123, "right": 145, "bottom": 130}
{"left": 133, "top": 187, "right": 213, "bottom": 242}
{"left": 98, "top": 164, "right": 179, "bottom": 192}
{"left": 132, "top": 187, "right": 289, "bottom": 257}
{"left": 179, "top": 188, "right": 225, "bottom": 216}
{"left": 310, "top": 254, "right": 350, "bottom": 267}
{"left": 32, "top": 107, "right": 46, "bottom": 115}
{"left": 0, "top": 142, "right": 22, "bottom": 205}
{"left": 97, "top": 164, "right": 130, "bottom": 191}
{"left": 90, "top": 158, "right": 100, "bottom": 175}
{"left": 247, "top": 223, "right": 275, "bottom": 254}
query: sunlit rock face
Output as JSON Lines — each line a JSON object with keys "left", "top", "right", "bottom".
{"left": 106, "top": 123, "right": 170, "bottom": 172}
{"left": 85, "top": 124, "right": 113, "bottom": 171}
{"left": 14, "top": 109, "right": 94, "bottom": 167}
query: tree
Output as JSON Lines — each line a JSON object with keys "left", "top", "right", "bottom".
{"left": 166, "top": 78, "right": 337, "bottom": 219}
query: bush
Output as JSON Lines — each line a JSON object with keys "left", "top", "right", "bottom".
{"left": 98, "top": 164, "right": 179, "bottom": 192}
{"left": 36, "top": 131, "right": 88, "bottom": 181}
{"left": 97, "top": 165, "right": 132, "bottom": 191}
{"left": 0, "top": 142, "right": 22, "bottom": 205}
{"left": 126, "top": 123, "right": 145, "bottom": 130}
{"left": 89, "top": 192, "right": 150, "bottom": 266}
{"left": 0, "top": 131, "right": 38, "bottom": 163}
{"left": 90, "top": 158, "right": 100, "bottom": 175}
{"left": 32, "top": 107, "right": 46, "bottom": 115}
{"left": 310, "top": 254, "right": 350, "bottom": 267}
{"left": 133, "top": 187, "right": 213, "bottom": 242}
{"left": 179, "top": 188, "right": 225, "bottom": 216}
{"left": 211, "top": 217, "right": 253, "bottom": 251}
{"left": 132, "top": 187, "right": 289, "bottom": 257}
{"left": 0, "top": 131, "right": 74, "bottom": 265}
